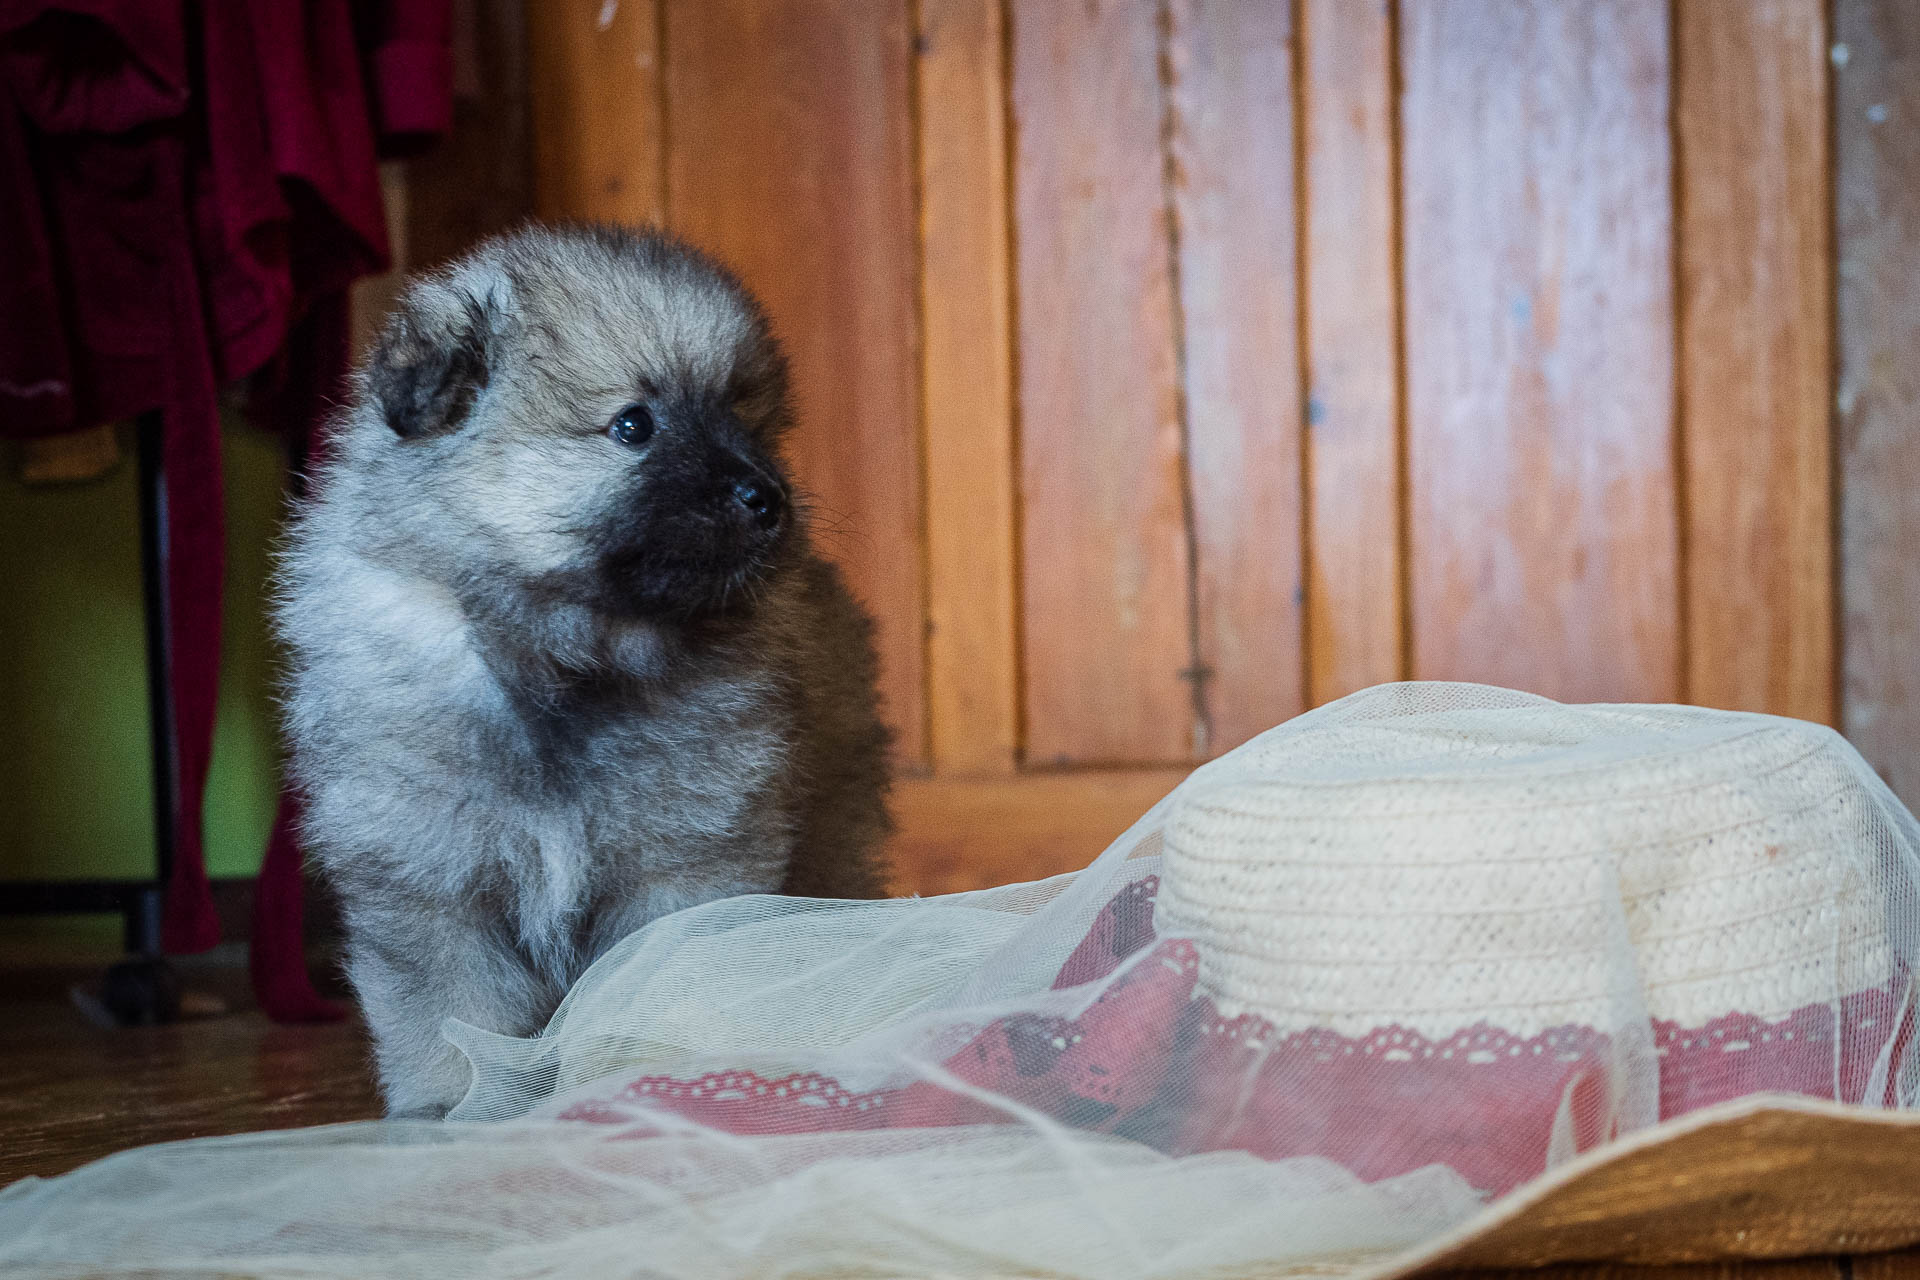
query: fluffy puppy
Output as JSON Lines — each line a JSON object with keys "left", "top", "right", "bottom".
{"left": 276, "top": 225, "right": 891, "bottom": 1117}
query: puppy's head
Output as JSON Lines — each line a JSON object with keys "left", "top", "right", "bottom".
{"left": 360, "top": 224, "right": 798, "bottom": 622}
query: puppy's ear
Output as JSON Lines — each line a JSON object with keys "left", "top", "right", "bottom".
{"left": 367, "top": 284, "right": 497, "bottom": 440}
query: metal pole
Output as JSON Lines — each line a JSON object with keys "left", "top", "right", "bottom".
{"left": 102, "top": 409, "right": 183, "bottom": 1024}
{"left": 132, "top": 409, "right": 176, "bottom": 959}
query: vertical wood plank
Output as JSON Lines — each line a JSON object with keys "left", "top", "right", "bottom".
{"left": 1443, "top": 1265, "right": 1843, "bottom": 1279}
{"left": 918, "top": 0, "right": 1019, "bottom": 776}
{"left": 1836, "top": 0, "right": 1920, "bottom": 803}
{"left": 1400, "top": 0, "right": 1678, "bottom": 703}
{"left": 408, "top": 0, "right": 535, "bottom": 264}
{"left": 665, "top": 0, "right": 928, "bottom": 765}
{"left": 1013, "top": 0, "right": 1194, "bottom": 765}
{"left": 1300, "top": 0, "right": 1404, "bottom": 706}
{"left": 527, "top": 0, "right": 663, "bottom": 226}
{"left": 1168, "top": 0, "right": 1304, "bottom": 753}
{"left": 1678, "top": 0, "right": 1833, "bottom": 724}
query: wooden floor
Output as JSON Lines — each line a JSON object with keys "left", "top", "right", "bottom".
{"left": 0, "top": 948, "right": 377, "bottom": 1188}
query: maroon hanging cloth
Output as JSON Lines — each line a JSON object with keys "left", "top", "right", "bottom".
{"left": 1, "top": 0, "right": 451, "bottom": 1023}
{"left": 0, "top": 0, "right": 229, "bottom": 955}
{"left": 240, "top": 0, "right": 451, "bottom": 1023}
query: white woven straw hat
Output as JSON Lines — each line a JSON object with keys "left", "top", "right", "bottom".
{"left": 1155, "top": 682, "right": 1916, "bottom": 1089}
{"left": 1139, "top": 683, "right": 1920, "bottom": 1196}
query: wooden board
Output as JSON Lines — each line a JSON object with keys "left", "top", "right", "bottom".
{"left": 918, "top": 0, "right": 1019, "bottom": 776}
{"left": 887, "top": 769, "right": 1189, "bottom": 897}
{"left": 1012, "top": 0, "right": 1194, "bottom": 765}
{"left": 663, "top": 0, "right": 928, "bottom": 764}
{"left": 1835, "top": 0, "right": 1920, "bottom": 806}
{"left": 1856, "top": 1252, "right": 1920, "bottom": 1280}
{"left": 1439, "top": 1265, "right": 1843, "bottom": 1278}
{"left": 1167, "top": 0, "right": 1304, "bottom": 754}
{"left": 1400, "top": 0, "right": 1678, "bottom": 703}
{"left": 1399, "top": 1102, "right": 1920, "bottom": 1274}
{"left": 1677, "top": 0, "right": 1833, "bottom": 723}
{"left": 528, "top": 0, "right": 663, "bottom": 226}
{"left": 1300, "top": 0, "right": 1405, "bottom": 707}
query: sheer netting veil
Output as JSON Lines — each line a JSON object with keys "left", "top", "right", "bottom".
{"left": 4, "top": 682, "right": 1916, "bottom": 1279}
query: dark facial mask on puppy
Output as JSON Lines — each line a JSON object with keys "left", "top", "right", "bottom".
{"left": 590, "top": 394, "right": 793, "bottom": 621}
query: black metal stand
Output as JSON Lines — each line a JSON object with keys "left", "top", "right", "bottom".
{"left": 0, "top": 410, "right": 181, "bottom": 1025}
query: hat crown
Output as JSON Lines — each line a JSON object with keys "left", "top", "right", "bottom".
{"left": 1157, "top": 683, "right": 1916, "bottom": 1038}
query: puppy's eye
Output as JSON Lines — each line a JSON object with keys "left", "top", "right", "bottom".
{"left": 608, "top": 403, "right": 655, "bottom": 448}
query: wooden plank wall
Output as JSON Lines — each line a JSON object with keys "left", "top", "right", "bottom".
{"left": 525, "top": 0, "right": 1917, "bottom": 894}
{"left": 1836, "top": 0, "right": 1920, "bottom": 812}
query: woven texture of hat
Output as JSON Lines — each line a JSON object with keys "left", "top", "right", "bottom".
{"left": 5, "top": 682, "right": 1918, "bottom": 1280}
{"left": 1157, "top": 683, "right": 1895, "bottom": 1037}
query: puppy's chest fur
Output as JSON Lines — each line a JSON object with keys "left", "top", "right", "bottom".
{"left": 295, "top": 564, "right": 800, "bottom": 980}
{"left": 488, "top": 669, "right": 796, "bottom": 953}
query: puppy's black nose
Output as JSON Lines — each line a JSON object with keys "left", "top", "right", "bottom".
{"left": 731, "top": 479, "right": 783, "bottom": 530}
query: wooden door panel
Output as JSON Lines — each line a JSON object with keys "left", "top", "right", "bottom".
{"left": 1678, "top": 0, "right": 1834, "bottom": 723}
{"left": 1012, "top": 0, "right": 1195, "bottom": 766}
{"left": 517, "top": 0, "right": 1875, "bottom": 893}
{"left": 528, "top": 0, "right": 664, "bottom": 227}
{"left": 1837, "top": 0, "right": 1920, "bottom": 801}
{"left": 1301, "top": 0, "right": 1405, "bottom": 708}
{"left": 1401, "top": 0, "right": 1679, "bottom": 703}
{"left": 1169, "top": 0, "right": 1306, "bottom": 754}
{"left": 919, "top": 0, "right": 1020, "bottom": 776}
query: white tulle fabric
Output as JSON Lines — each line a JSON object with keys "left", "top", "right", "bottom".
{"left": 4, "top": 683, "right": 1918, "bottom": 1279}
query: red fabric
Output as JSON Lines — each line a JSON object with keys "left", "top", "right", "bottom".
{"left": 1, "top": 0, "right": 449, "bottom": 1020}
{"left": 0, "top": 72, "right": 72, "bottom": 436}
{"left": 360, "top": 0, "right": 454, "bottom": 144}
{"left": 154, "top": 193, "right": 228, "bottom": 957}
{"left": 0, "top": 1, "right": 188, "bottom": 134}
{"left": 250, "top": 289, "right": 353, "bottom": 1025}
{"left": 252, "top": 791, "right": 347, "bottom": 1022}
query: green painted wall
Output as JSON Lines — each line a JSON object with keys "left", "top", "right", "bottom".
{"left": 1, "top": 415, "right": 291, "bottom": 915}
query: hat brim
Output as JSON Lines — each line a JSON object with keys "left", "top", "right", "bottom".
{"left": 1384, "top": 1095, "right": 1920, "bottom": 1276}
